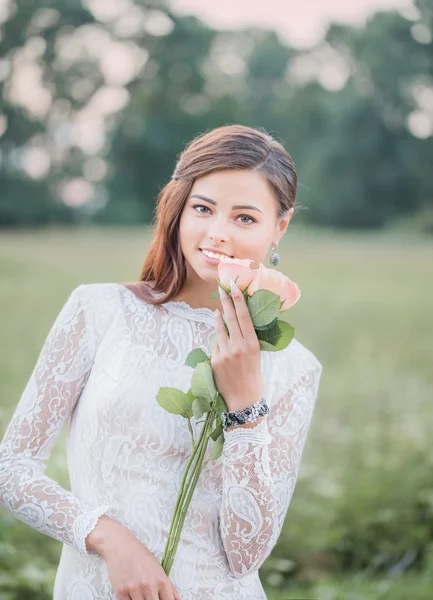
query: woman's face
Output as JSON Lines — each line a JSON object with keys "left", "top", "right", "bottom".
{"left": 178, "top": 168, "right": 293, "bottom": 285}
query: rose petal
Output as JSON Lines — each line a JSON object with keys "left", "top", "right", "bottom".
{"left": 217, "top": 257, "right": 255, "bottom": 292}
{"left": 246, "top": 262, "right": 301, "bottom": 311}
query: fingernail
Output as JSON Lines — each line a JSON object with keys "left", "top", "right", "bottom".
{"left": 219, "top": 286, "right": 228, "bottom": 298}
{"left": 229, "top": 278, "right": 240, "bottom": 294}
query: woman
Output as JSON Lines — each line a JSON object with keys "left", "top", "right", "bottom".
{"left": 0, "top": 124, "right": 323, "bottom": 600}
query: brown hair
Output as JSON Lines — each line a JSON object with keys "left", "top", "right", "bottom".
{"left": 126, "top": 124, "right": 298, "bottom": 306}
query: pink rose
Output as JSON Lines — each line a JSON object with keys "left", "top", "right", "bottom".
{"left": 247, "top": 263, "right": 301, "bottom": 311}
{"left": 217, "top": 257, "right": 256, "bottom": 292}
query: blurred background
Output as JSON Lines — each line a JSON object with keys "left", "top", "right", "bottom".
{"left": 1, "top": 0, "right": 432, "bottom": 598}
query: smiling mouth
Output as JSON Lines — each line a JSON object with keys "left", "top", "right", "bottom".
{"left": 200, "top": 249, "right": 235, "bottom": 260}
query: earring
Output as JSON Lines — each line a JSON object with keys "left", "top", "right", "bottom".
{"left": 269, "top": 242, "right": 280, "bottom": 266}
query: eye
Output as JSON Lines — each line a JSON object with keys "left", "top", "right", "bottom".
{"left": 191, "top": 204, "right": 257, "bottom": 225}
{"left": 192, "top": 204, "right": 211, "bottom": 215}
{"left": 237, "top": 214, "right": 256, "bottom": 225}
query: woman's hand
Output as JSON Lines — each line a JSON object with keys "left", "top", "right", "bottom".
{"left": 211, "top": 280, "right": 263, "bottom": 412}
{"left": 86, "top": 516, "right": 183, "bottom": 600}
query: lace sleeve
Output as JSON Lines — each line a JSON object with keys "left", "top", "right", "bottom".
{"left": 0, "top": 285, "right": 110, "bottom": 556}
{"left": 219, "top": 355, "right": 323, "bottom": 579}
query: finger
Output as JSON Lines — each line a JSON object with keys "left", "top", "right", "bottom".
{"left": 170, "top": 582, "right": 184, "bottom": 600}
{"left": 214, "top": 308, "right": 229, "bottom": 354}
{"left": 158, "top": 582, "right": 176, "bottom": 600}
{"left": 219, "top": 285, "right": 242, "bottom": 341}
{"left": 127, "top": 589, "right": 146, "bottom": 600}
{"left": 128, "top": 587, "right": 158, "bottom": 600}
{"left": 230, "top": 284, "right": 256, "bottom": 340}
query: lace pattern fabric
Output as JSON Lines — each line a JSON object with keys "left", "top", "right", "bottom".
{"left": 0, "top": 282, "right": 323, "bottom": 599}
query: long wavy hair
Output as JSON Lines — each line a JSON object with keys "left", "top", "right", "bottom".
{"left": 125, "top": 124, "right": 298, "bottom": 306}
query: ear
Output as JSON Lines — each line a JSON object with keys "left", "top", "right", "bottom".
{"left": 275, "top": 207, "right": 293, "bottom": 241}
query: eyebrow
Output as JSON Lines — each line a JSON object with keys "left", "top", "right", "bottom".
{"left": 190, "top": 194, "right": 264, "bottom": 215}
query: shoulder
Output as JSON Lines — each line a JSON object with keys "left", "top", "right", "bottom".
{"left": 284, "top": 338, "right": 323, "bottom": 376}
{"left": 71, "top": 280, "right": 161, "bottom": 327}
{"left": 268, "top": 337, "right": 323, "bottom": 401}
{"left": 74, "top": 281, "right": 163, "bottom": 314}
{"left": 72, "top": 282, "right": 123, "bottom": 304}
{"left": 70, "top": 283, "right": 125, "bottom": 343}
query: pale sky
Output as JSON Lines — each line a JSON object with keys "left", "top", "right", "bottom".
{"left": 4, "top": 0, "right": 429, "bottom": 193}
{"left": 171, "top": 0, "right": 416, "bottom": 48}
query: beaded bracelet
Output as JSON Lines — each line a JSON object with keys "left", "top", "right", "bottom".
{"left": 220, "top": 398, "right": 269, "bottom": 431}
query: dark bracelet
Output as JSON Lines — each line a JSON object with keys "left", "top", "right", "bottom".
{"left": 221, "top": 398, "right": 269, "bottom": 431}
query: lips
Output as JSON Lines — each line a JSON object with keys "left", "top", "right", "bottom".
{"left": 200, "top": 249, "right": 234, "bottom": 259}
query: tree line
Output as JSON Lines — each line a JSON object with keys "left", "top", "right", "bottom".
{"left": 0, "top": 0, "right": 432, "bottom": 230}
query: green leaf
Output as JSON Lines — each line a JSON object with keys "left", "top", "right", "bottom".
{"left": 185, "top": 348, "right": 209, "bottom": 368}
{"left": 257, "top": 320, "right": 295, "bottom": 351}
{"left": 215, "top": 392, "right": 227, "bottom": 414}
{"left": 210, "top": 433, "right": 224, "bottom": 459}
{"left": 210, "top": 422, "right": 223, "bottom": 441}
{"left": 156, "top": 387, "right": 193, "bottom": 418}
{"left": 185, "top": 389, "right": 195, "bottom": 418}
{"left": 273, "top": 320, "right": 295, "bottom": 349}
{"left": 254, "top": 315, "right": 279, "bottom": 331}
{"left": 256, "top": 318, "right": 282, "bottom": 345}
{"left": 259, "top": 339, "right": 277, "bottom": 351}
{"left": 191, "top": 361, "right": 217, "bottom": 403}
{"left": 192, "top": 397, "right": 211, "bottom": 419}
{"left": 247, "top": 289, "right": 281, "bottom": 327}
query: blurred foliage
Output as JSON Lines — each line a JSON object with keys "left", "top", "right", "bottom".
{"left": 0, "top": 514, "right": 57, "bottom": 599}
{"left": 1, "top": 226, "right": 432, "bottom": 597}
{"left": 0, "top": 1, "right": 432, "bottom": 229}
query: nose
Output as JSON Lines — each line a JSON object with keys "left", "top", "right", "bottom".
{"left": 207, "top": 219, "right": 229, "bottom": 245}
{"left": 209, "top": 234, "right": 226, "bottom": 244}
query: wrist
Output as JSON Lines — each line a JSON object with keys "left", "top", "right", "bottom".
{"left": 225, "top": 397, "right": 262, "bottom": 413}
{"left": 85, "top": 515, "right": 119, "bottom": 557}
{"left": 224, "top": 415, "right": 267, "bottom": 431}
{"left": 221, "top": 397, "right": 269, "bottom": 431}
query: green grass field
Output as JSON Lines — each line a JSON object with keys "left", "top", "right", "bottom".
{"left": 1, "top": 224, "right": 432, "bottom": 599}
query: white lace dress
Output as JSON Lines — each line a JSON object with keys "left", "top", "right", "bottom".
{"left": 0, "top": 283, "right": 323, "bottom": 600}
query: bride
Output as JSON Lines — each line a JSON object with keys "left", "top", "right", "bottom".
{"left": 0, "top": 124, "right": 323, "bottom": 600}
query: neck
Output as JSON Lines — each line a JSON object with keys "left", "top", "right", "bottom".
{"left": 171, "top": 282, "right": 223, "bottom": 312}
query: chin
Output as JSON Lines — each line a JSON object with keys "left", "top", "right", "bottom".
{"left": 185, "top": 257, "right": 214, "bottom": 279}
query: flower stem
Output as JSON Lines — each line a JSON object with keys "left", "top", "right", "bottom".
{"left": 161, "top": 410, "right": 214, "bottom": 572}
{"left": 164, "top": 410, "right": 214, "bottom": 575}
{"left": 161, "top": 436, "right": 203, "bottom": 570}
{"left": 162, "top": 413, "right": 212, "bottom": 572}
{"left": 187, "top": 417, "right": 195, "bottom": 448}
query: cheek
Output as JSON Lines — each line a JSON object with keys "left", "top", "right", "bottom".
{"left": 238, "top": 231, "right": 266, "bottom": 250}
{"left": 179, "top": 214, "right": 200, "bottom": 245}
{"left": 237, "top": 233, "right": 271, "bottom": 266}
